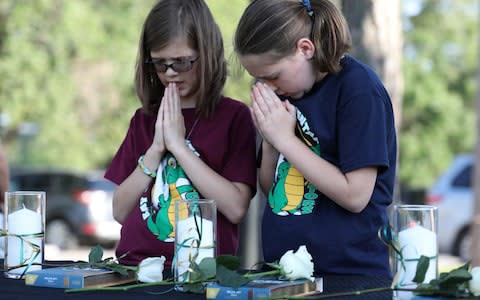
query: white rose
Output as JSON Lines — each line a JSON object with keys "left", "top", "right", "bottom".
{"left": 137, "top": 256, "right": 166, "bottom": 283}
{"left": 279, "top": 245, "right": 314, "bottom": 281}
{"left": 469, "top": 266, "right": 480, "bottom": 296}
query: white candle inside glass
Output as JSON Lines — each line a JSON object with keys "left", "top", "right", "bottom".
{"left": 6, "top": 206, "right": 42, "bottom": 275}
{"left": 397, "top": 223, "right": 437, "bottom": 285}
{"left": 176, "top": 215, "right": 214, "bottom": 277}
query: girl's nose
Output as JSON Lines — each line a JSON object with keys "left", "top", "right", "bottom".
{"left": 163, "top": 67, "right": 178, "bottom": 76}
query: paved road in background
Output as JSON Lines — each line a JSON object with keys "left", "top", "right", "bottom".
{"left": 45, "top": 244, "right": 116, "bottom": 261}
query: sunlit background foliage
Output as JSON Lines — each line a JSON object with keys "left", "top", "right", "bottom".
{"left": 0, "top": 0, "right": 477, "bottom": 191}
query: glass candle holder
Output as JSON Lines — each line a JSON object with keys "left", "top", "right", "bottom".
{"left": 393, "top": 204, "right": 438, "bottom": 287}
{"left": 4, "top": 191, "right": 46, "bottom": 279}
{"left": 174, "top": 199, "right": 216, "bottom": 291}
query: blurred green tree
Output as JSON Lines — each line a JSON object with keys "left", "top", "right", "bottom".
{"left": 0, "top": 0, "right": 152, "bottom": 169}
{"left": 400, "top": 0, "right": 477, "bottom": 187}
{"left": 0, "top": 0, "right": 476, "bottom": 191}
{"left": 0, "top": 0, "right": 251, "bottom": 170}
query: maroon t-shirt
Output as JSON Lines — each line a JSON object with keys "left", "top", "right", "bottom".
{"left": 105, "top": 97, "right": 257, "bottom": 267}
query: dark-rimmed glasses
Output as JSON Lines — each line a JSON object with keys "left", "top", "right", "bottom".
{"left": 145, "top": 57, "right": 199, "bottom": 73}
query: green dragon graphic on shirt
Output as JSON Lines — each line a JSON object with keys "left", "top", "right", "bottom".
{"left": 147, "top": 153, "right": 199, "bottom": 241}
{"left": 268, "top": 110, "right": 321, "bottom": 216}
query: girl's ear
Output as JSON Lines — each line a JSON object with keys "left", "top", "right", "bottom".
{"left": 296, "top": 38, "right": 315, "bottom": 59}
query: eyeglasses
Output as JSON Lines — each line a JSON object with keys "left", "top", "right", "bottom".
{"left": 145, "top": 57, "right": 199, "bottom": 73}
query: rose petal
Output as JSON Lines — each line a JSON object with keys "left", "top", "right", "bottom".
{"left": 137, "top": 256, "right": 166, "bottom": 283}
{"left": 469, "top": 266, "right": 480, "bottom": 296}
{"left": 279, "top": 246, "right": 314, "bottom": 281}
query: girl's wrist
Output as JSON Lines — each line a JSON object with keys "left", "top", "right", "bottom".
{"left": 137, "top": 155, "right": 157, "bottom": 178}
{"left": 167, "top": 140, "right": 190, "bottom": 158}
{"left": 273, "top": 134, "right": 296, "bottom": 154}
{"left": 262, "top": 140, "right": 275, "bottom": 154}
{"left": 146, "top": 143, "right": 165, "bottom": 157}
{"left": 148, "top": 142, "right": 165, "bottom": 154}
{"left": 143, "top": 148, "right": 163, "bottom": 167}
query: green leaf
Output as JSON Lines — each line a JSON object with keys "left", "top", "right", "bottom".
{"left": 185, "top": 262, "right": 205, "bottom": 282}
{"left": 216, "top": 265, "right": 250, "bottom": 288}
{"left": 413, "top": 260, "right": 473, "bottom": 298}
{"left": 216, "top": 255, "right": 241, "bottom": 271}
{"left": 198, "top": 257, "right": 216, "bottom": 279}
{"left": 437, "top": 268, "right": 472, "bottom": 288}
{"left": 446, "top": 261, "right": 471, "bottom": 274}
{"left": 88, "top": 245, "right": 104, "bottom": 263}
{"left": 413, "top": 255, "right": 430, "bottom": 283}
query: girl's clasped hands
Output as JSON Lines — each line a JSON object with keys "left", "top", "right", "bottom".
{"left": 250, "top": 82, "right": 297, "bottom": 150}
{"left": 154, "top": 82, "right": 188, "bottom": 154}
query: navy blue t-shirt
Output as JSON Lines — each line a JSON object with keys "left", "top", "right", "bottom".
{"left": 262, "top": 55, "right": 397, "bottom": 276}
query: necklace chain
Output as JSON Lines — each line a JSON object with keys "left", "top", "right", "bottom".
{"left": 186, "top": 117, "right": 200, "bottom": 141}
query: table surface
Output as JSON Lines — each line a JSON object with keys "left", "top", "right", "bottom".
{"left": 0, "top": 260, "right": 447, "bottom": 300}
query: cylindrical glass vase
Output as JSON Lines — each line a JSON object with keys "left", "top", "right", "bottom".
{"left": 393, "top": 204, "right": 438, "bottom": 287}
{"left": 174, "top": 199, "right": 216, "bottom": 291}
{"left": 4, "top": 191, "right": 46, "bottom": 279}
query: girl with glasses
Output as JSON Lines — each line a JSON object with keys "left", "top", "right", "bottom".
{"left": 234, "top": 0, "right": 397, "bottom": 277}
{"left": 105, "top": 0, "right": 257, "bottom": 271}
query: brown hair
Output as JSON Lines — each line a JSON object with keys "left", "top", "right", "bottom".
{"left": 135, "top": 0, "right": 227, "bottom": 117}
{"left": 234, "top": 0, "right": 351, "bottom": 73}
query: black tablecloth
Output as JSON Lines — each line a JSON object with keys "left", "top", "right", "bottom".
{"left": 0, "top": 260, "right": 204, "bottom": 300}
{"left": 1, "top": 272, "right": 204, "bottom": 299}
{"left": 0, "top": 260, "right": 421, "bottom": 300}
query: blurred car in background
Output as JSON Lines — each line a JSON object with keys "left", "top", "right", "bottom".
{"left": 9, "top": 168, "right": 120, "bottom": 249}
{"left": 425, "top": 153, "right": 473, "bottom": 261}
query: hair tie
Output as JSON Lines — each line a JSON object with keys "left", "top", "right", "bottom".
{"left": 301, "top": 0, "right": 314, "bottom": 17}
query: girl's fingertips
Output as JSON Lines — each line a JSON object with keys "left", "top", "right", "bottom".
{"left": 253, "top": 87, "right": 260, "bottom": 96}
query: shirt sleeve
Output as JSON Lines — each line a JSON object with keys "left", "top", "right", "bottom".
{"left": 222, "top": 103, "right": 257, "bottom": 192}
{"left": 105, "top": 110, "right": 144, "bottom": 185}
{"left": 337, "top": 89, "right": 391, "bottom": 173}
